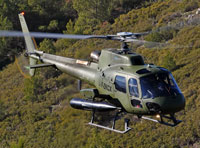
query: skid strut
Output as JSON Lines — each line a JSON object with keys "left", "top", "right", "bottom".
{"left": 88, "top": 111, "right": 131, "bottom": 134}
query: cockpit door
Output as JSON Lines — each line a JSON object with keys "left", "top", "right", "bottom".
{"left": 128, "top": 77, "right": 144, "bottom": 111}
{"left": 113, "top": 75, "right": 132, "bottom": 112}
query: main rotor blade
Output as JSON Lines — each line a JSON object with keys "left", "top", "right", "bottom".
{"left": 128, "top": 39, "right": 191, "bottom": 49}
{"left": 127, "top": 39, "right": 167, "bottom": 48}
{"left": 0, "top": 30, "right": 149, "bottom": 41}
{"left": 0, "top": 30, "right": 106, "bottom": 39}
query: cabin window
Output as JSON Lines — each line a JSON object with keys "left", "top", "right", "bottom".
{"left": 115, "top": 75, "right": 126, "bottom": 93}
{"left": 129, "top": 78, "right": 139, "bottom": 97}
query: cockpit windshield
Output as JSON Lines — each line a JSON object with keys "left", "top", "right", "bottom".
{"left": 140, "top": 72, "right": 181, "bottom": 99}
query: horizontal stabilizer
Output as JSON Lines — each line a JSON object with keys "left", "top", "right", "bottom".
{"left": 25, "top": 63, "right": 55, "bottom": 69}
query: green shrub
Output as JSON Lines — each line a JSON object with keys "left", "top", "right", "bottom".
{"left": 184, "top": 1, "right": 199, "bottom": 12}
{"left": 161, "top": 53, "right": 176, "bottom": 71}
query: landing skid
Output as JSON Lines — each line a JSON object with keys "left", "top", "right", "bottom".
{"left": 141, "top": 114, "right": 182, "bottom": 127}
{"left": 88, "top": 112, "right": 181, "bottom": 134}
{"left": 88, "top": 111, "right": 131, "bottom": 134}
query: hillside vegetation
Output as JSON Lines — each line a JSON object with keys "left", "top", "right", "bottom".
{"left": 0, "top": 0, "right": 200, "bottom": 147}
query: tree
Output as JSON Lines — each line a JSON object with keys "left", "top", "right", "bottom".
{"left": 39, "top": 39, "right": 56, "bottom": 54}
{"left": 0, "top": 15, "right": 12, "bottom": 55}
{"left": 0, "top": 15, "right": 13, "bottom": 68}
{"left": 27, "top": 0, "right": 76, "bottom": 32}
{"left": 24, "top": 77, "right": 43, "bottom": 102}
{"left": 73, "top": 0, "right": 114, "bottom": 34}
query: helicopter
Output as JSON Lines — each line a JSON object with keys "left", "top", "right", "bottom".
{"left": 0, "top": 12, "right": 185, "bottom": 134}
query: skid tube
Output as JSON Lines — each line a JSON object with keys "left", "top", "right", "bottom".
{"left": 141, "top": 113, "right": 182, "bottom": 127}
{"left": 88, "top": 111, "right": 131, "bottom": 134}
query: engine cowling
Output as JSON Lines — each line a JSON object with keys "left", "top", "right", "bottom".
{"left": 90, "top": 50, "right": 101, "bottom": 62}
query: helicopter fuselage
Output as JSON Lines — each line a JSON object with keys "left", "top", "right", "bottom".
{"left": 30, "top": 48, "right": 185, "bottom": 116}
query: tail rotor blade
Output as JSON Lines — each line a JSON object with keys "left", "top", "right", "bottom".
{"left": 15, "top": 53, "right": 31, "bottom": 79}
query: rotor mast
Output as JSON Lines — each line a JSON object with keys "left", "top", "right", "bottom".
{"left": 116, "top": 32, "right": 135, "bottom": 53}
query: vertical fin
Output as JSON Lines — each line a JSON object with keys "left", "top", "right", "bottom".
{"left": 18, "top": 13, "right": 37, "bottom": 76}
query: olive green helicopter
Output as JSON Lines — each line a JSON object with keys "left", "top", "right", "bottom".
{"left": 0, "top": 12, "right": 186, "bottom": 134}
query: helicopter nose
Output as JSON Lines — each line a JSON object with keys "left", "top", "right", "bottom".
{"left": 146, "top": 94, "right": 185, "bottom": 114}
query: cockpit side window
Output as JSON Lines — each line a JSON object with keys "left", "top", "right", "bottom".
{"left": 115, "top": 75, "right": 126, "bottom": 93}
{"left": 129, "top": 78, "right": 139, "bottom": 97}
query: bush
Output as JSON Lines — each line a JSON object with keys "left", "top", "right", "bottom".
{"left": 162, "top": 53, "right": 176, "bottom": 71}
{"left": 184, "top": 1, "right": 199, "bottom": 12}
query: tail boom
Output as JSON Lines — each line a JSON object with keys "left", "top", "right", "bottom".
{"left": 18, "top": 13, "right": 97, "bottom": 85}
